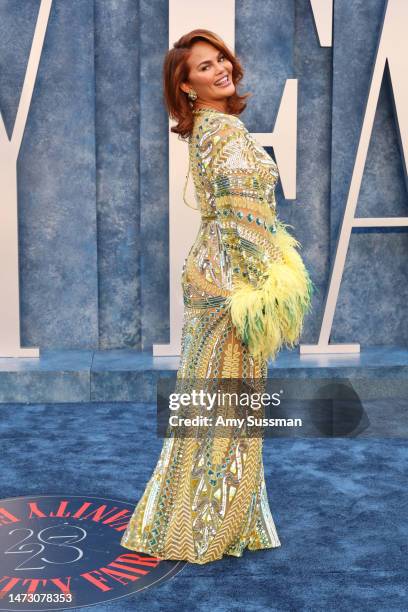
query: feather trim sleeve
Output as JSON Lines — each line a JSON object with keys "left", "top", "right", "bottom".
{"left": 200, "top": 114, "right": 314, "bottom": 362}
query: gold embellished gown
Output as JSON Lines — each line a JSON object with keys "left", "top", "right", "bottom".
{"left": 120, "top": 107, "right": 314, "bottom": 564}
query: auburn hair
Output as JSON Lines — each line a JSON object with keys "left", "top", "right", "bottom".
{"left": 163, "top": 29, "right": 251, "bottom": 140}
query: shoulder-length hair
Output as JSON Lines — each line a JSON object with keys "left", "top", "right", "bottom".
{"left": 163, "top": 29, "right": 251, "bottom": 140}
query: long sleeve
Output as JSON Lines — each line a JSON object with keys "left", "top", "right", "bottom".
{"left": 199, "top": 114, "right": 314, "bottom": 362}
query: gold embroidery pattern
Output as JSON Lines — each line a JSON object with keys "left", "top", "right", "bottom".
{"left": 120, "top": 108, "right": 313, "bottom": 564}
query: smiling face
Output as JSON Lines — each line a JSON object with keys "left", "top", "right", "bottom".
{"left": 180, "top": 40, "right": 235, "bottom": 112}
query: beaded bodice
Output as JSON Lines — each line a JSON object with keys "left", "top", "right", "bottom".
{"left": 183, "top": 107, "right": 282, "bottom": 291}
{"left": 188, "top": 108, "right": 279, "bottom": 221}
{"left": 180, "top": 106, "right": 313, "bottom": 362}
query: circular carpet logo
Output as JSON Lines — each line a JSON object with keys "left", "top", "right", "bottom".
{"left": 0, "top": 495, "right": 185, "bottom": 610}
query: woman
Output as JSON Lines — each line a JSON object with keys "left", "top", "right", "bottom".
{"left": 120, "top": 29, "right": 314, "bottom": 564}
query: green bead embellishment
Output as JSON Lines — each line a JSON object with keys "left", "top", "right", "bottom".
{"left": 247, "top": 213, "right": 254, "bottom": 222}
{"left": 237, "top": 211, "right": 244, "bottom": 219}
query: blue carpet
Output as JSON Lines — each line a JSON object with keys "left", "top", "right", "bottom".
{"left": 0, "top": 401, "right": 407, "bottom": 611}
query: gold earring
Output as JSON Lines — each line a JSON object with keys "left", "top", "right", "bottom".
{"left": 188, "top": 89, "right": 197, "bottom": 101}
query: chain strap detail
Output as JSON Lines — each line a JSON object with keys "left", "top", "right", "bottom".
{"left": 183, "top": 150, "right": 199, "bottom": 210}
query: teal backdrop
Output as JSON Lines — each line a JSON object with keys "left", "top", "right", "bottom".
{"left": 0, "top": 0, "right": 406, "bottom": 352}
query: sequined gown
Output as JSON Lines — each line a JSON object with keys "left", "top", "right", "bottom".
{"left": 120, "top": 107, "right": 314, "bottom": 564}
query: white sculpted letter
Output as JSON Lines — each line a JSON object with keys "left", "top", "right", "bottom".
{"left": 301, "top": 0, "right": 408, "bottom": 354}
{"left": 0, "top": 0, "right": 53, "bottom": 357}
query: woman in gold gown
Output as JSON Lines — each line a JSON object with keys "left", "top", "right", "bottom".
{"left": 120, "top": 29, "right": 314, "bottom": 564}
